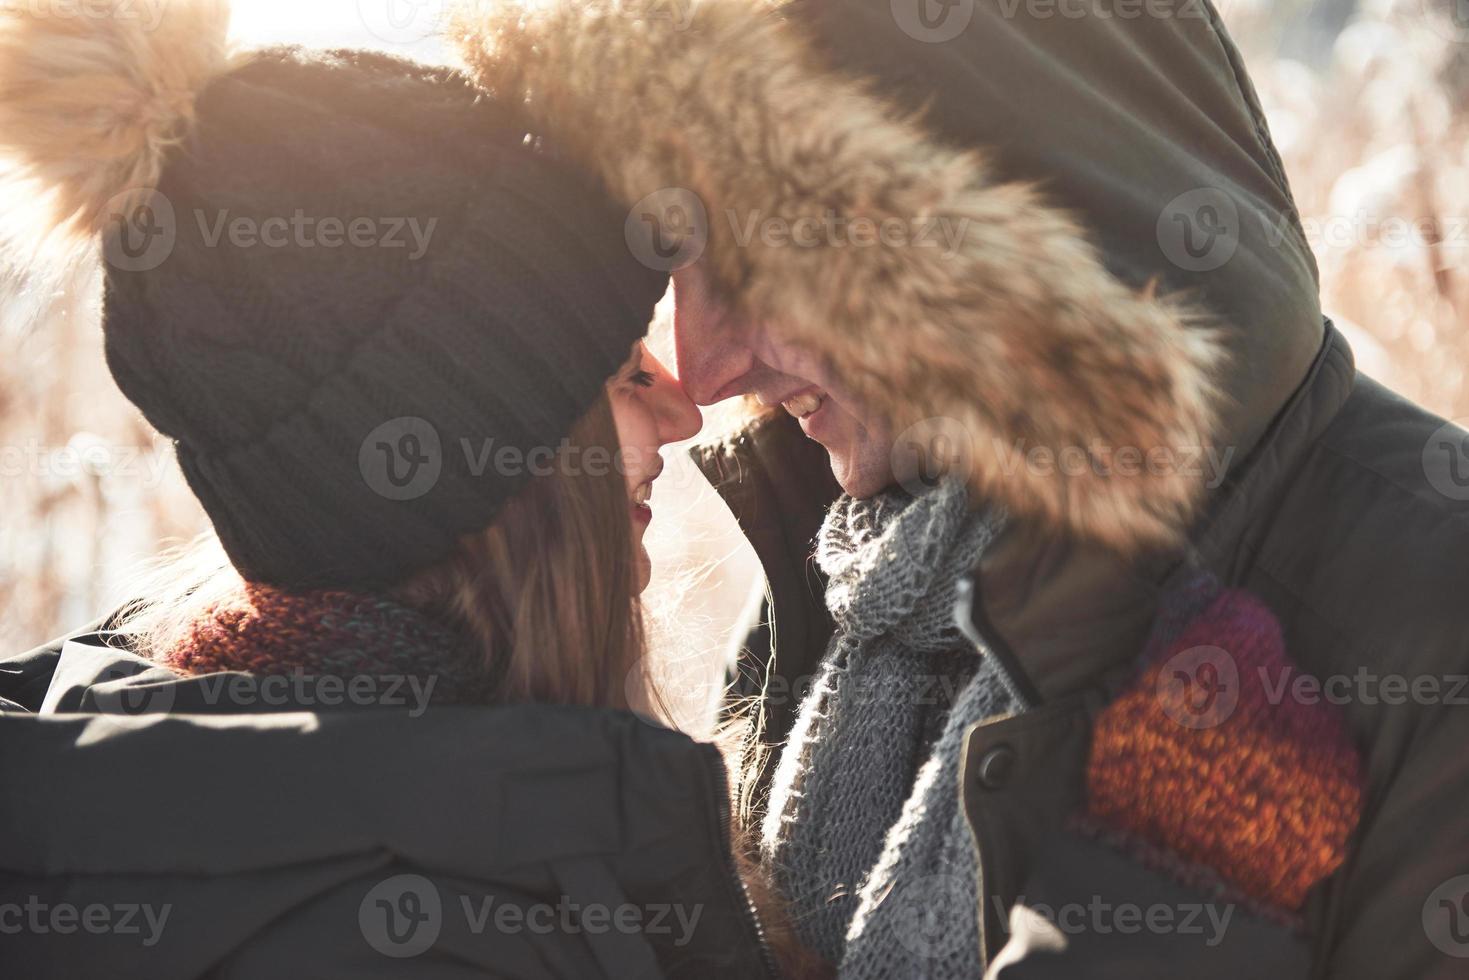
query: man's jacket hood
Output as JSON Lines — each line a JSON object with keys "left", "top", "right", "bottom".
{"left": 452, "top": 0, "right": 1322, "bottom": 552}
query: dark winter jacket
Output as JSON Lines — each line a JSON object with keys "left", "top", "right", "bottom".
{"left": 0, "top": 635, "right": 777, "bottom": 979}
{"left": 700, "top": 332, "right": 1469, "bottom": 980}
{"left": 450, "top": 0, "right": 1469, "bottom": 977}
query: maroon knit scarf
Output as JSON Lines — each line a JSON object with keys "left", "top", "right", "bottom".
{"left": 161, "top": 583, "right": 491, "bottom": 705}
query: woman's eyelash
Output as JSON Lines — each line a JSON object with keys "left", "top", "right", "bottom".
{"left": 631, "top": 370, "right": 656, "bottom": 388}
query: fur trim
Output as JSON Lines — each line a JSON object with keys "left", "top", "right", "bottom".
{"left": 452, "top": 0, "right": 1227, "bottom": 551}
{"left": 0, "top": 0, "right": 234, "bottom": 243}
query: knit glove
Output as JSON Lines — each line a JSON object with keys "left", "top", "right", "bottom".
{"left": 1080, "top": 573, "right": 1364, "bottom": 922}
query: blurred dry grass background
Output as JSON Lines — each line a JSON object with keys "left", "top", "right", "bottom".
{"left": 1226, "top": 0, "right": 1469, "bottom": 412}
{"left": 2, "top": 0, "right": 1466, "bottom": 725}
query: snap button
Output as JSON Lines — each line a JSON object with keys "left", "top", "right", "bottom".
{"left": 975, "top": 744, "right": 1016, "bottom": 791}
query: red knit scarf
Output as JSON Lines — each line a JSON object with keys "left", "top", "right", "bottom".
{"left": 162, "top": 583, "right": 489, "bottom": 705}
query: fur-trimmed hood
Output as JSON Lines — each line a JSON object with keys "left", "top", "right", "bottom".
{"left": 450, "top": 0, "right": 1325, "bottom": 551}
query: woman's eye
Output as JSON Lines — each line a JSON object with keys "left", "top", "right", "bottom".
{"left": 631, "top": 370, "right": 656, "bottom": 388}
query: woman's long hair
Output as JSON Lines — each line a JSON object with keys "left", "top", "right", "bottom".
{"left": 116, "top": 393, "right": 650, "bottom": 711}
{"left": 393, "top": 394, "right": 647, "bottom": 709}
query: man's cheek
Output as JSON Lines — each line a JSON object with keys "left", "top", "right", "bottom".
{"left": 749, "top": 326, "right": 819, "bottom": 380}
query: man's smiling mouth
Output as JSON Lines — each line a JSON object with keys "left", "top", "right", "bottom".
{"left": 781, "top": 390, "right": 826, "bottom": 419}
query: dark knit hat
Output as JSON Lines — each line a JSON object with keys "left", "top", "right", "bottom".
{"left": 0, "top": 7, "right": 667, "bottom": 589}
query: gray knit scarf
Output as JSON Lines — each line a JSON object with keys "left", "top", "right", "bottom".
{"left": 761, "top": 476, "right": 1020, "bottom": 979}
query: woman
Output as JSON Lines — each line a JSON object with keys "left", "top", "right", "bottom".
{"left": 0, "top": 2, "right": 812, "bottom": 977}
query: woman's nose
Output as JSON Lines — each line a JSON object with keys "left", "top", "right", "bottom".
{"left": 647, "top": 351, "right": 703, "bottom": 445}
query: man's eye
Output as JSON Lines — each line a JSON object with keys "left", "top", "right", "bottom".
{"left": 631, "top": 370, "right": 656, "bottom": 388}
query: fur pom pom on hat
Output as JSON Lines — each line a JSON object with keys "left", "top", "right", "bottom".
{"left": 0, "top": 1, "right": 668, "bottom": 590}
{"left": 0, "top": 0, "right": 235, "bottom": 241}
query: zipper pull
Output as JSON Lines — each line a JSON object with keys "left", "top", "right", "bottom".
{"left": 954, "top": 574, "right": 1038, "bottom": 710}
{"left": 954, "top": 575, "right": 987, "bottom": 654}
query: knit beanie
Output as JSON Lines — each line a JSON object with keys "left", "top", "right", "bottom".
{"left": 0, "top": 2, "right": 668, "bottom": 589}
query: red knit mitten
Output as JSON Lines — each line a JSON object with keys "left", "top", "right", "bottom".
{"left": 1082, "top": 575, "right": 1364, "bottom": 920}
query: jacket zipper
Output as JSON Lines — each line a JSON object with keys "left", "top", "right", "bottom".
{"left": 706, "top": 749, "right": 782, "bottom": 980}
{"left": 954, "top": 574, "right": 1041, "bottom": 711}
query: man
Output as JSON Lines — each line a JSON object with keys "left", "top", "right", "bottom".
{"left": 455, "top": 0, "right": 1469, "bottom": 976}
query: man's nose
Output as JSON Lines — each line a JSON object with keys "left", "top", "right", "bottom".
{"left": 672, "top": 268, "right": 756, "bottom": 406}
{"left": 647, "top": 352, "right": 704, "bottom": 445}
